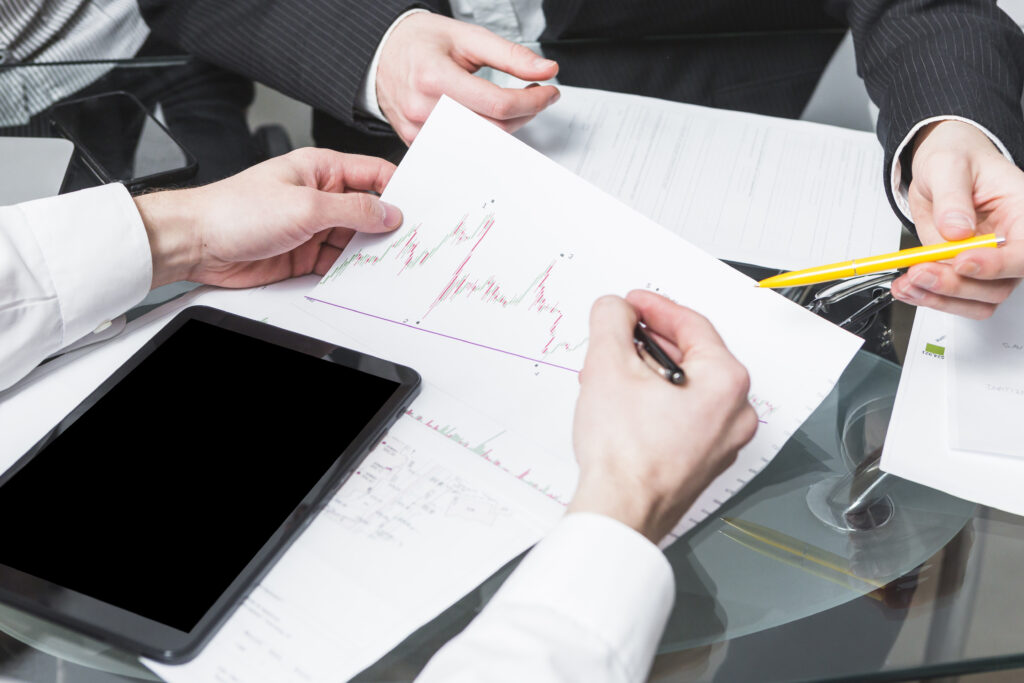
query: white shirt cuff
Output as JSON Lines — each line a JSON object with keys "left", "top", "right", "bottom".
{"left": 489, "top": 513, "right": 674, "bottom": 680}
{"left": 356, "top": 9, "right": 430, "bottom": 123}
{"left": 21, "top": 183, "right": 152, "bottom": 346}
{"left": 890, "top": 115, "right": 1015, "bottom": 222}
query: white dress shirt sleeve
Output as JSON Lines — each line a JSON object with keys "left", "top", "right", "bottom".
{"left": 890, "top": 116, "right": 1015, "bottom": 223}
{"left": 0, "top": 183, "right": 152, "bottom": 391}
{"left": 416, "top": 513, "right": 675, "bottom": 683}
{"left": 356, "top": 9, "right": 430, "bottom": 123}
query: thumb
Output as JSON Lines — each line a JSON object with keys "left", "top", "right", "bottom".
{"left": 919, "top": 159, "right": 977, "bottom": 241}
{"left": 464, "top": 28, "right": 559, "bottom": 81}
{"left": 311, "top": 191, "right": 403, "bottom": 235}
{"left": 583, "top": 295, "right": 639, "bottom": 371}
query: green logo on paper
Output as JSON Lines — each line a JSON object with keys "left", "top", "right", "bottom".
{"left": 923, "top": 343, "right": 945, "bottom": 358}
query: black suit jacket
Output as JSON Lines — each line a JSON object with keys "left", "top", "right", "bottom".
{"left": 541, "top": 0, "right": 1024, "bottom": 224}
{"left": 138, "top": 0, "right": 429, "bottom": 134}
{"left": 140, "top": 0, "right": 1024, "bottom": 225}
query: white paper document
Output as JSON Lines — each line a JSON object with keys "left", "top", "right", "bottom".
{"left": 514, "top": 86, "right": 900, "bottom": 270}
{"left": 309, "top": 96, "right": 863, "bottom": 540}
{"left": 882, "top": 307, "right": 1024, "bottom": 516}
{"left": 948, "top": 288, "right": 1024, "bottom": 457}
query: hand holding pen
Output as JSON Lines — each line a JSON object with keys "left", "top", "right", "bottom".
{"left": 568, "top": 291, "right": 758, "bottom": 543}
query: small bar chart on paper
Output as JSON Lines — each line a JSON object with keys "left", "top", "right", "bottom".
{"left": 310, "top": 198, "right": 593, "bottom": 372}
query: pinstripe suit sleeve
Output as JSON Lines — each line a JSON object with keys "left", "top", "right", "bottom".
{"left": 843, "top": 0, "right": 1024, "bottom": 225}
{"left": 138, "top": 0, "right": 428, "bottom": 133}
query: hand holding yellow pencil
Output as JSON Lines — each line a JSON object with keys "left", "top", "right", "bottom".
{"left": 758, "top": 234, "right": 1006, "bottom": 289}
{"left": 897, "top": 121, "right": 1024, "bottom": 320}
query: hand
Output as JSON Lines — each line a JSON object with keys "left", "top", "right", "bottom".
{"left": 134, "top": 148, "right": 402, "bottom": 289}
{"left": 891, "top": 120, "right": 1024, "bottom": 319}
{"left": 376, "top": 13, "right": 560, "bottom": 144}
{"left": 568, "top": 291, "right": 758, "bottom": 543}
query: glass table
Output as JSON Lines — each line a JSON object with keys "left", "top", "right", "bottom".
{"left": 0, "top": 57, "right": 265, "bottom": 193}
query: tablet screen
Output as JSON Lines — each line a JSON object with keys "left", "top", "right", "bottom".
{"left": 0, "top": 318, "right": 401, "bottom": 633}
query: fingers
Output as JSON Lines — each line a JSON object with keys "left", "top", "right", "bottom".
{"left": 892, "top": 280, "right": 999, "bottom": 319}
{"left": 624, "top": 290, "right": 726, "bottom": 360}
{"left": 951, "top": 240, "right": 1024, "bottom": 281}
{"left": 314, "top": 244, "right": 343, "bottom": 276}
{"left": 308, "top": 189, "right": 403, "bottom": 235}
{"left": 902, "top": 262, "right": 1019, "bottom": 302}
{"left": 460, "top": 27, "right": 559, "bottom": 81}
{"left": 286, "top": 148, "right": 397, "bottom": 194}
{"left": 441, "top": 63, "right": 560, "bottom": 122}
{"left": 892, "top": 264, "right": 1020, "bottom": 319}
{"left": 484, "top": 111, "right": 541, "bottom": 135}
{"left": 916, "top": 155, "right": 977, "bottom": 241}
{"left": 324, "top": 226, "right": 356, "bottom": 249}
{"left": 583, "top": 295, "right": 639, "bottom": 371}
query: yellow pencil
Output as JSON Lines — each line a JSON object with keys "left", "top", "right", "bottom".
{"left": 758, "top": 233, "right": 1005, "bottom": 289}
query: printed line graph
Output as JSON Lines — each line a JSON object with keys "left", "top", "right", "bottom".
{"left": 320, "top": 213, "right": 496, "bottom": 283}
{"left": 312, "top": 201, "right": 591, "bottom": 371}
{"left": 404, "top": 407, "right": 570, "bottom": 506}
{"left": 749, "top": 394, "right": 777, "bottom": 424}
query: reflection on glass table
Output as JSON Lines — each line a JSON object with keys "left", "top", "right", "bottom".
{"left": 3, "top": 343, "right": 1024, "bottom": 682}
{"left": 0, "top": 56, "right": 264, "bottom": 192}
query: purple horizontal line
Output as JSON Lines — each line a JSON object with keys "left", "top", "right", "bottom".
{"left": 305, "top": 297, "right": 580, "bottom": 374}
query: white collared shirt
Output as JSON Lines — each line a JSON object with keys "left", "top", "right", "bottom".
{"left": 0, "top": 183, "right": 150, "bottom": 391}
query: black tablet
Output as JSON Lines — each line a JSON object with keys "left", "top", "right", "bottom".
{"left": 0, "top": 306, "right": 420, "bottom": 662}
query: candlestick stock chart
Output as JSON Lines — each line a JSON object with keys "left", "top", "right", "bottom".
{"left": 312, "top": 201, "right": 591, "bottom": 371}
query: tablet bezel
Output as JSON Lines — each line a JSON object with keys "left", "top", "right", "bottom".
{"left": 0, "top": 306, "right": 421, "bottom": 662}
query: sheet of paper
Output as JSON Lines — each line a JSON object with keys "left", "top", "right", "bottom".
{"left": 309, "top": 96, "right": 864, "bottom": 541}
{"left": 948, "top": 287, "right": 1024, "bottom": 457}
{"left": 882, "top": 307, "right": 1024, "bottom": 516}
{"left": 514, "top": 86, "right": 899, "bottom": 270}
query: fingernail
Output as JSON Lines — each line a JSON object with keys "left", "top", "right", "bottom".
{"left": 525, "top": 82, "right": 540, "bottom": 89}
{"left": 550, "top": 89, "right": 561, "bottom": 104}
{"left": 943, "top": 212, "right": 974, "bottom": 235}
{"left": 910, "top": 271, "right": 937, "bottom": 289}
{"left": 381, "top": 201, "right": 402, "bottom": 228}
{"left": 956, "top": 261, "right": 980, "bottom": 277}
{"left": 897, "top": 285, "right": 925, "bottom": 302}
{"left": 534, "top": 57, "right": 556, "bottom": 70}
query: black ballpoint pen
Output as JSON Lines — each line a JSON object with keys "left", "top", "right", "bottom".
{"left": 633, "top": 323, "right": 686, "bottom": 385}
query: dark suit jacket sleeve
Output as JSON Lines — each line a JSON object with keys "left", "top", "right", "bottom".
{"left": 839, "top": 0, "right": 1024, "bottom": 227}
{"left": 138, "top": 0, "right": 428, "bottom": 133}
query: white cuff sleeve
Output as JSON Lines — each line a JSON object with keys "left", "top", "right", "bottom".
{"left": 356, "top": 9, "right": 430, "bottom": 123}
{"left": 418, "top": 513, "right": 674, "bottom": 683}
{"left": 890, "top": 115, "right": 1015, "bottom": 222}
{"left": 20, "top": 183, "right": 151, "bottom": 345}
